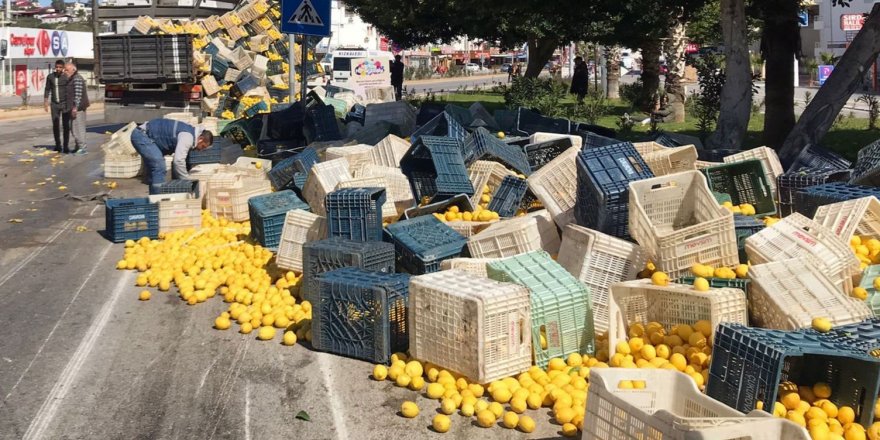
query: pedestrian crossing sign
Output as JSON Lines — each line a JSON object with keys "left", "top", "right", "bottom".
{"left": 281, "top": 0, "right": 331, "bottom": 36}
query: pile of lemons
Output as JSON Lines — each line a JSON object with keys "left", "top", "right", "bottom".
{"left": 432, "top": 204, "right": 501, "bottom": 223}
{"left": 850, "top": 236, "right": 880, "bottom": 271}
{"left": 760, "top": 381, "right": 880, "bottom": 440}
{"left": 373, "top": 352, "right": 603, "bottom": 436}
{"left": 721, "top": 201, "right": 757, "bottom": 216}
{"left": 121, "top": 210, "right": 312, "bottom": 345}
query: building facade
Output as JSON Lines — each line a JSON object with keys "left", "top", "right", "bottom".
{"left": 1, "top": 27, "right": 94, "bottom": 96}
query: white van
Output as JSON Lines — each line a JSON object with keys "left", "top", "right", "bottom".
{"left": 331, "top": 47, "right": 395, "bottom": 86}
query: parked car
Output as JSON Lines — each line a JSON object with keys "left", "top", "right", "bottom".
{"left": 620, "top": 50, "right": 635, "bottom": 70}
{"left": 500, "top": 63, "right": 512, "bottom": 73}
{"left": 464, "top": 63, "right": 486, "bottom": 72}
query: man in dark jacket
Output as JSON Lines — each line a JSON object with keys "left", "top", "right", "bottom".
{"left": 570, "top": 56, "right": 589, "bottom": 104}
{"left": 64, "top": 61, "right": 90, "bottom": 155}
{"left": 390, "top": 55, "right": 404, "bottom": 101}
{"left": 44, "top": 59, "right": 69, "bottom": 152}
{"left": 131, "top": 118, "right": 214, "bottom": 193}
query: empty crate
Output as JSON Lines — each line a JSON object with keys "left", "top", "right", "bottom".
{"left": 325, "top": 187, "right": 386, "bottom": 242}
{"left": 105, "top": 198, "right": 159, "bottom": 243}
{"left": 777, "top": 168, "right": 851, "bottom": 217}
{"left": 206, "top": 175, "right": 272, "bottom": 222}
{"left": 487, "top": 176, "right": 528, "bottom": 217}
{"left": 813, "top": 196, "right": 880, "bottom": 243}
{"left": 275, "top": 209, "right": 327, "bottom": 273}
{"left": 487, "top": 251, "right": 595, "bottom": 368}
{"left": 408, "top": 269, "right": 532, "bottom": 383}
{"left": 384, "top": 215, "right": 467, "bottom": 275}
{"left": 628, "top": 171, "right": 738, "bottom": 280}
{"left": 248, "top": 190, "right": 310, "bottom": 249}
{"left": 723, "top": 146, "right": 784, "bottom": 197}
{"left": 527, "top": 146, "right": 580, "bottom": 228}
{"left": 640, "top": 144, "right": 698, "bottom": 177}
{"left": 302, "top": 158, "right": 352, "bottom": 216}
{"left": 467, "top": 216, "right": 542, "bottom": 259}
{"left": 312, "top": 267, "right": 411, "bottom": 364}
{"left": 400, "top": 136, "right": 474, "bottom": 203}
{"left": 301, "top": 237, "right": 396, "bottom": 303}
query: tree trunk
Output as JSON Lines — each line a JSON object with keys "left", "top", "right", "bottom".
{"left": 760, "top": 0, "right": 801, "bottom": 150}
{"left": 778, "top": 3, "right": 880, "bottom": 168}
{"left": 524, "top": 36, "right": 558, "bottom": 78}
{"left": 605, "top": 46, "right": 621, "bottom": 99}
{"left": 664, "top": 20, "right": 688, "bottom": 123}
{"left": 639, "top": 40, "right": 662, "bottom": 113}
{"left": 707, "top": 0, "right": 752, "bottom": 150}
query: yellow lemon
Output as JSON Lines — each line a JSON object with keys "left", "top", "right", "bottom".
{"left": 432, "top": 414, "right": 450, "bottom": 433}
{"left": 866, "top": 422, "right": 880, "bottom": 440}
{"left": 813, "top": 317, "right": 833, "bottom": 333}
{"left": 787, "top": 410, "right": 807, "bottom": 427}
{"left": 781, "top": 391, "right": 801, "bottom": 411}
{"left": 735, "top": 264, "right": 749, "bottom": 278}
{"left": 240, "top": 322, "right": 253, "bottom": 334}
{"left": 404, "top": 361, "right": 423, "bottom": 378}
{"left": 400, "top": 401, "right": 419, "bottom": 418}
{"left": 838, "top": 406, "right": 856, "bottom": 425}
{"left": 492, "top": 387, "right": 512, "bottom": 404}
{"left": 139, "top": 290, "right": 151, "bottom": 301}
{"left": 502, "top": 411, "right": 519, "bottom": 429}
{"left": 460, "top": 402, "right": 475, "bottom": 417}
{"left": 548, "top": 357, "right": 567, "bottom": 371}
{"left": 257, "top": 326, "right": 276, "bottom": 341}
{"left": 488, "top": 401, "right": 504, "bottom": 418}
{"left": 372, "top": 364, "right": 388, "bottom": 381}
{"left": 497, "top": 131, "right": 505, "bottom": 139}
{"left": 410, "top": 375, "right": 425, "bottom": 391}
{"left": 476, "top": 409, "right": 496, "bottom": 428}
{"left": 510, "top": 397, "right": 527, "bottom": 414}
{"left": 814, "top": 382, "right": 833, "bottom": 399}
{"left": 214, "top": 316, "right": 231, "bottom": 330}
{"left": 853, "top": 287, "right": 869, "bottom": 300}
{"left": 693, "top": 277, "right": 710, "bottom": 292}
{"left": 474, "top": 399, "right": 489, "bottom": 413}
{"left": 426, "top": 382, "right": 445, "bottom": 399}
{"left": 555, "top": 407, "right": 576, "bottom": 424}
{"left": 440, "top": 398, "right": 456, "bottom": 415}
{"left": 651, "top": 271, "right": 669, "bottom": 286}
{"left": 562, "top": 422, "right": 578, "bottom": 437}
{"left": 518, "top": 414, "right": 536, "bottom": 433}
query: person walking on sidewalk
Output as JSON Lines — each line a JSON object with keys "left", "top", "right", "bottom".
{"left": 130, "top": 118, "right": 214, "bottom": 193}
{"left": 570, "top": 56, "right": 589, "bottom": 104}
{"left": 44, "top": 59, "right": 70, "bottom": 153}
{"left": 64, "top": 61, "right": 90, "bottom": 155}
{"left": 390, "top": 55, "right": 405, "bottom": 101}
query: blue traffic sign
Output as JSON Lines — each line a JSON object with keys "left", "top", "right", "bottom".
{"left": 281, "top": 0, "right": 331, "bottom": 37}
{"left": 798, "top": 10, "right": 809, "bottom": 27}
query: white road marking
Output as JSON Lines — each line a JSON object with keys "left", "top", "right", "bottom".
{"left": 245, "top": 381, "right": 251, "bottom": 440}
{"left": 21, "top": 269, "right": 135, "bottom": 440}
{"left": 89, "top": 204, "right": 100, "bottom": 217}
{"left": 4, "top": 242, "right": 113, "bottom": 400}
{"left": 0, "top": 219, "right": 73, "bottom": 290}
{"left": 317, "top": 352, "right": 349, "bottom": 440}
{"left": 199, "top": 358, "right": 219, "bottom": 391}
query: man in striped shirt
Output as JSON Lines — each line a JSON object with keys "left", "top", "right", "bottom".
{"left": 64, "top": 61, "right": 90, "bottom": 155}
{"left": 43, "top": 59, "right": 69, "bottom": 153}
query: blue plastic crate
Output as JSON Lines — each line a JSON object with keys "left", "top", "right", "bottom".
{"left": 488, "top": 176, "right": 528, "bottom": 217}
{"left": 463, "top": 127, "right": 531, "bottom": 175}
{"left": 313, "top": 267, "right": 411, "bottom": 364}
{"left": 248, "top": 190, "right": 310, "bottom": 249}
{"left": 352, "top": 121, "right": 402, "bottom": 146}
{"left": 794, "top": 182, "right": 880, "bottom": 218}
{"left": 304, "top": 104, "right": 342, "bottom": 143}
{"left": 486, "top": 251, "right": 595, "bottom": 368}
{"left": 849, "top": 139, "right": 880, "bottom": 186}
{"left": 266, "top": 59, "right": 284, "bottom": 76}
{"left": 468, "top": 102, "right": 499, "bottom": 131}
{"left": 384, "top": 215, "right": 467, "bottom": 275}
{"left": 777, "top": 168, "right": 852, "bottom": 216}
{"left": 697, "top": 149, "right": 741, "bottom": 162}
{"left": 734, "top": 214, "right": 764, "bottom": 263}
{"left": 256, "top": 140, "right": 303, "bottom": 165}
{"left": 211, "top": 56, "right": 229, "bottom": 81}
{"left": 788, "top": 143, "right": 852, "bottom": 172}
{"left": 229, "top": 73, "right": 260, "bottom": 98}
{"left": 524, "top": 137, "right": 574, "bottom": 172}
{"left": 301, "top": 237, "right": 396, "bottom": 303}
{"left": 444, "top": 104, "right": 474, "bottom": 128}
{"left": 574, "top": 142, "right": 654, "bottom": 239}
{"left": 400, "top": 136, "right": 474, "bottom": 203}
{"left": 186, "top": 144, "right": 222, "bottom": 167}
{"left": 707, "top": 323, "right": 880, "bottom": 426}
{"left": 104, "top": 198, "right": 159, "bottom": 243}
{"left": 267, "top": 147, "right": 318, "bottom": 190}
{"left": 326, "top": 188, "right": 386, "bottom": 242}
{"left": 410, "top": 111, "right": 467, "bottom": 143}
{"left": 149, "top": 179, "right": 199, "bottom": 198}
{"left": 579, "top": 131, "right": 621, "bottom": 150}
{"left": 241, "top": 101, "right": 269, "bottom": 118}
{"left": 701, "top": 160, "right": 776, "bottom": 217}
{"left": 515, "top": 108, "right": 570, "bottom": 135}
{"left": 493, "top": 109, "right": 519, "bottom": 135}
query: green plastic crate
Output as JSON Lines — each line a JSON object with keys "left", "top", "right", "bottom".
{"left": 712, "top": 191, "right": 732, "bottom": 205}
{"left": 486, "top": 251, "right": 595, "bottom": 368}
{"left": 702, "top": 160, "right": 776, "bottom": 217}
{"left": 676, "top": 276, "right": 751, "bottom": 297}
{"left": 860, "top": 265, "right": 880, "bottom": 315}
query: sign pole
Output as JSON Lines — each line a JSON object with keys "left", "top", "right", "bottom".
{"left": 288, "top": 33, "right": 295, "bottom": 102}
{"left": 301, "top": 35, "right": 307, "bottom": 109}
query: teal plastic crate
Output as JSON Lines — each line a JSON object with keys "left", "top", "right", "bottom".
{"left": 701, "top": 160, "right": 776, "bottom": 217}
{"left": 712, "top": 191, "right": 732, "bottom": 205}
{"left": 486, "top": 251, "right": 595, "bottom": 368}
{"left": 860, "top": 265, "right": 880, "bottom": 315}
{"left": 676, "top": 276, "right": 750, "bottom": 298}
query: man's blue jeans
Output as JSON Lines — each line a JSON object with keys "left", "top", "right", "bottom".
{"left": 131, "top": 128, "right": 172, "bottom": 193}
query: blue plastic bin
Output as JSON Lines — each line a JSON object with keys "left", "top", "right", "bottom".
{"left": 105, "top": 198, "right": 159, "bottom": 243}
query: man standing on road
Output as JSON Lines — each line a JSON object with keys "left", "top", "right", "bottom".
{"left": 44, "top": 59, "right": 69, "bottom": 153}
{"left": 130, "top": 118, "right": 214, "bottom": 193}
{"left": 570, "top": 56, "right": 589, "bottom": 104}
{"left": 64, "top": 61, "right": 90, "bottom": 155}
{"left": 390, "top": 55, "right": 404, "bottom": 101}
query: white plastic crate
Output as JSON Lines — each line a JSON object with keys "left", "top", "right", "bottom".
{"left": 275, "top": 209, "right": 327, "bottom": 273}
{"left": 164, "top": 156, "right": 173, "bottom": 173}
{"left": 149, "top": 193, "right": 202, "bottom": 233}
{"left": 233, "top": 156, "right": 273, "bottom": 171}
{"left": 445, "top": 220, "right": 494, "bottom": 238}
{"left": 206, "top": 175, "right": 272, "bottom": 221}
{"left": 529, "top": 132, "right": 583, "bottom": 149}
{"left": 526, "top": 210, "right": 561, "bottom": 255}
{"left": 188, "top": 163, "right": 224, "bottom": 205}
{"left": 467, "top": 216, "right": 542, "bottom": 259}
{"left": 468, "top": 160, "right": 517, "bottom": 207}
{"left": 439, "top": 257, "right": 500, "bottom": 278}
{"left": 606, "top": 279, "right": 748, "bottom": 354}
{"left": 632, "top": 141, "right": 666, "bottom": 157}
{"left": 744, "top": 213, "right": 861, "bottom": 294}
{"left": 303, "top": 158, "right": 352, "bottom": 216}
{"left": 370, "top": 134, "right": 410, "bottom": 168}
{"left": 101, "top": 122, "right": 138, "bottom": 156}
{"left": 325, "top": 144, "right": 374, "bottom": 173}
{"left": 408, "top": 270, "right": 532, "bottom": 384}
{"left": 641, "top": 145, "right": 698, "bottom": 176}
{"left": 723, "top": 147, "right": 783, "bottom": 197}
{"left": 527, "top": 146, "right": 579, "bottom": 228}
{"left": 352, "top": 165, "right": 415, "bottom": 217}
{"left": 628, "top": 171, "right": 738, "bottom": 280}
{"left": 695, "top": 160, "right": 722, "bottom": 170}
{"left": 583, "top": 368, "right": 810, "bottom": 440}
{"left": 104, "top": 154, "right": 142, "bottom": 178}
{"left": 557, "top": 224, "right": 646, "bottom": 335}
{"left": 748, "top": 259, "right": 872, "bottom": 330}
{"left": 813, "top": 196, "right": 880, "bottom": 243}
